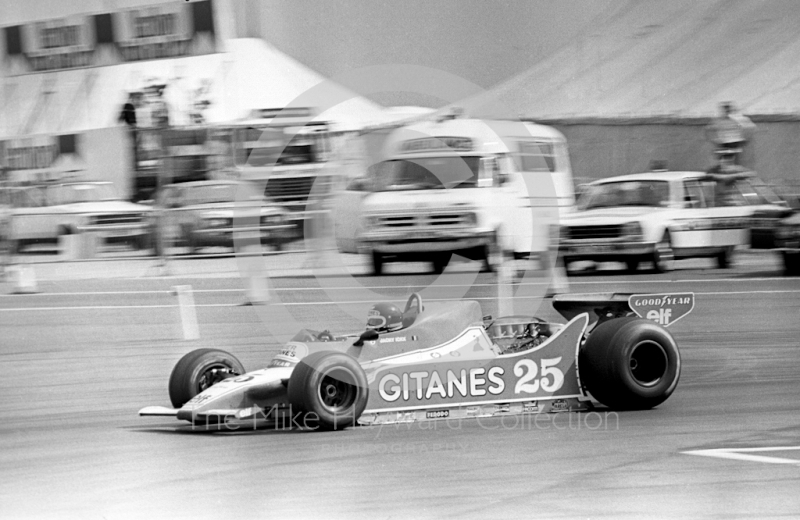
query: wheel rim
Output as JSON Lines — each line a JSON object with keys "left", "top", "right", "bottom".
{"left": 629, "top": 340, "right": 668, "bottom": 387}
{"left": 655, "top": 236, "right": 674, "bottom": 271}
{"left": 197, "top": 363, "right": 240, "bottom": 393}
{"left": 317, "top": 367, "right": 358, "bottom": 413}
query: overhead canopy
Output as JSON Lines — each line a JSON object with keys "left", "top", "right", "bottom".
{"left": 1, "top": 38, "right": 394, "bottom": 138}
{"left": 465, "top": 0, "right": 800, "bottom": 120}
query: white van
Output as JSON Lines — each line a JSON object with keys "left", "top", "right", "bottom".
{"left": 333, "top": 116, "right": 575, "bottom": 274}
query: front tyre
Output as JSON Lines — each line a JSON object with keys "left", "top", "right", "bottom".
{"left": 168, "top": 348, "right": 245, "bottom": 408}
{"left": 287, "top": 351, "right": 369, "bottom": 430}
{"left": 579, "top": 317, "right": 680, "bottom": 410}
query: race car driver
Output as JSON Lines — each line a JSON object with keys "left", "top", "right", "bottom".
{"left": 366, "top": 303, "right": 404, "bottom": 333}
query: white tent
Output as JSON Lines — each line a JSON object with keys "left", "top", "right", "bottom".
{"left": 464, "top": 0, "right": 800, "bottom": 120}
{"left": 1, "top": 38, "right": 392, "bottom": 138}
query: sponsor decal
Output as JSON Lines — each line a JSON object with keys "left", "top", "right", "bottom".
{"left": 465, "top": 406, "right": 480, "bottom": 416}
{"left": 377, "top": 357, "right": 566, "bottom": 403}
{"left": 523, "top": 401, "right": 540, "bottom": 413}
{"left": 267, "top": 341, "right": 307, "bottom": 368}
{"left": 628, "top": 293, "right": 695, "bottom": 327}
{"left": 425, "top": 410, "right": 450, "bottom": 419}
{"left": 186, "top": 394, "right": 212, "bottom": 405}
{"left": 379, "top": 336, "right": 407, "bottom": 344}
{"left": 550, "top": 399, "right": 569, "bottom": 412}
{"left": 2, "top": 0, "right": 217, "bottom": 75}
{"left": 358, "top": 414, "right": 377, "bottom": 425}
{"left": 232, "top": 376, "right": 254, "bottom": 383}
{"left": 395, "top": 411, "right": 416, "bottom": 423}
{"left": 496, "top": 403, "right": 511, "bottom": 414}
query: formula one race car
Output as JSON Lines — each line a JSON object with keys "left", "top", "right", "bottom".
{"left": 140, "top": 292, "right": 694, "bottom": 430}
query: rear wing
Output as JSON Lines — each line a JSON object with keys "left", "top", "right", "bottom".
{"left": 552, "top": 292, "right": 695, "bottom": 327}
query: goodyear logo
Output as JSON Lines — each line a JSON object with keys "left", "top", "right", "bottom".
{"left": 629, "top": 293, "right": 695, "bottom": 326}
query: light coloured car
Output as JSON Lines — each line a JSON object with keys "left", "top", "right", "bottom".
{"left": 8, "top": 181, "right": 153, "bottom": 253}
{"left": 558, "top": 170, "right": 786, "bottom": 272}
{"left": 156, "top": 180, "right": 292, "bottom": 253}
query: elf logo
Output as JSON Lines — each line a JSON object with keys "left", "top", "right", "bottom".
{"left": 628, "top": 293, "right": 695, "bottom": 326}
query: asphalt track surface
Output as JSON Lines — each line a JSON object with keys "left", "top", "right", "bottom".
{"left": 1, "top": 253, "right": 800, "bottom": 519}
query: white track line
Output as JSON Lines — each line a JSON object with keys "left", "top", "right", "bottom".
{"left": 3, "top": 290, "right": 800, "bottom": 311}
{"left": 683, "top": 446, "right": 800, "bottom": 465}
{"left": 2, "top": 276, "right": 799, "bottom": 297}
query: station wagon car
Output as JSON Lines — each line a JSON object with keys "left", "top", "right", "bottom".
{"left": 8, "top": 181, "right": 153, "bottom": 253}
{"left": 157, "top": 180, "right": 293, "bottom": 253}
{"left": 558, "top": 170, "right": 787, "bottom": 272}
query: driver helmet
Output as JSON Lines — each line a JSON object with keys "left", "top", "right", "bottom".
{"left": 366, "top": 303, "right": 403, "bottom": 332}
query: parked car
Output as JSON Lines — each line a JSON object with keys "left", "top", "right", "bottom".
{"left": 558, "top": 170, "right": 787, "bottom": 272}
{"left": 0, "top": 185, "right": 12, "bottom": 262}
{"left": 7, "top": 181, "right": 154, "bottom": 253}
{"left": 156, "top": 180, "right": 293, "bottom": 253}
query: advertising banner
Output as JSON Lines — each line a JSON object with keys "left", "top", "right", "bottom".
{"left": 2, "top": 0, "right": 216, "bottom": 76}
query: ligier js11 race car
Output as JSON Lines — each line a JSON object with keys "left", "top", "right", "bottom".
{"left": 140, "top": 292, "right": 694, "bottom": 430}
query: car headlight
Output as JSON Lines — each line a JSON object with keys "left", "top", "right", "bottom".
{"left": 464, "top": 212, "right": 478, "bottom": 226}
{"left": 204, "top": 218, "right": 230, "bottom": 228}
{"left": 261, "top": 214, "right": 284, "bottom": 225}
{"left": 621, "top": 221, "right": 643, "bottom": 238}
{"left": 362, "top": 216, "right": 379, "bottom": 228}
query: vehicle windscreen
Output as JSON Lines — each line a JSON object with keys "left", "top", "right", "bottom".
{"left": 51, "top": 184, "right": 119, "bottom": 204}
{"left": 374, "top": 157, "right": 481, "bottom": 191}
{"left": 579, "top": 180, "right": 670, "bottom": 210}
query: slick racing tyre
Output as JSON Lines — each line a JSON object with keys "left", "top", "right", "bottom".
{"left": 168, "top": 348, "right": 246, "bottom": 408}
{"left": 287, "top": 351, "right": 369, "bottom": 431}
{"left": 579, "top": 317, "right": 680, "bottom": 410}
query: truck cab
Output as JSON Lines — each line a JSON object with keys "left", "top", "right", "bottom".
{"left": 333, "top": 116, "right": 575, "bottom": 275}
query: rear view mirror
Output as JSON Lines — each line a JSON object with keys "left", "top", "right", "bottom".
{"left": 353, "top": 329, "right": 379, "bottom": 347}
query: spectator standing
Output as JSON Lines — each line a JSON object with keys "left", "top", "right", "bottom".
{"left": 118, "top": 92, "right": 139, "bottom": 128}
{"left": 705, "top": 101, "right": 756, "bottom": 164}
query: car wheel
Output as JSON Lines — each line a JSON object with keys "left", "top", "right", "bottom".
{"left": 652, "top": 231, "right": 674, "bottom": 273}
{"left": 168, "top": 348, "right": 245, "bottom": 408}
{"left": 371, "top": 251, "right": 384, "bottom": 275}
{"left": 481, "top": 232, "right": 504, "bottom": 273}
{"left": 783, "top": 251, "right": 800, "bottom": 275}
{"left": 716, "top": 246, "right": 734, "bottom": 269}
{"left": 432, "top": 253, "right": 451, "bottom": 274}
{"left": 579, "top": 317, "right": 681, "bottom": 410}
{"left": 184, "top": 226, "right": 199, "bottom": 255}
{"left": 287, "top": 351, "right": 369, "bottom": 430}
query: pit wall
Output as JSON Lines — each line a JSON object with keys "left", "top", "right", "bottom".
{"left": 541, "top": 116, "right": 800, "bottom": 195}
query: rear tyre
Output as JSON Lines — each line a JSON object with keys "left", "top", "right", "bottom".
{"left": 168, "top": 348, "right": 246, "bottom": 408}
{"left": 579, "top": 317, "right": 680, "bottom": 410}
{"left": 287, "top": 351, "right": 369, "bottom": 430}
